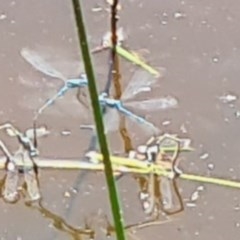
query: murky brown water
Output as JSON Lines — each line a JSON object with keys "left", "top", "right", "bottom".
{"left": 1, "top": 0, "right": 240, "bottom": 239}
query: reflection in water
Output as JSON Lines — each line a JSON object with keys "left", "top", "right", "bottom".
{"left": 26, "top": 199, "right": 95, "bottom": 240}
{"left": 0, "top": 167, "right": 179, "bottom": 240}
{"left": 119, "top": 115, "right": 133, "bottom": 152}
{"left": 133, "top": 137, "right": 184, "bottom": 217}
{"left": 0, "top": 123, "right": 184, "bottom": 239}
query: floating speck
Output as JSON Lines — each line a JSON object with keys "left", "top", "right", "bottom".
{"left": 235, "top": 111, "right": 240, "bottom": 119}
{"left": 92, "top": 6, "right": 103, "bottom": 12}
{"left": 207, "top": 163, "right": 214, "bottom": 170}
{"left": 212, "top": 56, "right": 219, "bottom": 63}
{"left": 194, "top": 231, "right": 200, "bottom": 236}
{"left": 61, "top": 130, "right": 71, "bottom": 136}
{"left": 64, "top": 191, "right": 71, "bottom": 198}
{"left": 234, "top": 205, "right": 240, "bottom": 211}
{"left": 161, "top": 20, "right": 168, "bottom": 25}
{"left": 186, "top": 202, "right": 196, "bottom": 208}
{"left": 180, "top": 124, "right": 187, "bottom": 133}
{"left": 0, "top": 14, "right": 7, "bottom": 20}
{"left": 162, "top": 120, "right": 171, "bottom": 126}
{"left": 174, "top": 11, "right": 185, "bottom": 19}
{"left": 224, "top": 117, "right": 230, "bottom": 123}
{"left": 70, "top": 187, "right": 78, "bottom": 194}
{"left": 200, "top": 153, "right": 209, "bottom": 160}
{"left": 190, "top": 190, "right": 199, "bottom": 201}
{"left": 197, "top": 185, "right": 204, "bottom": 191}
{"left": 219, "top": 93, "right": 238, "bottom": 104}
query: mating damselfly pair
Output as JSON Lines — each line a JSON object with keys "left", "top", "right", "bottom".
{"left": 20, "top": 47, "right": 178, "bottom": 135}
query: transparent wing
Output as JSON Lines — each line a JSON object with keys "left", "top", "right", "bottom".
{"left": 121, "top": 69, "right": 158, "bottom": 101}
{"left": 24, "top": 168, "right": 41, "bottom": 201}
{"left": 20, "top": 48, "right": 66, "bottom": 81}
{"left": 3, "top": 161, "right": 19, "bottom": 203}
{"left": 103, "top": 108, "right": 120, "bottom": 134}
{"left": 118, "top": 106, "right": 160, "bottom": 135}
{"left": 160, "top": 176, "right": 174, "bottom": 210}
{"left": 124, "top": 96, "right": 178, "bottom": 111}
{"left": 129, "top": 116, "right": 160, "bottom": 136}
{"left": 22, "top": 151, "right": 41, "bottom": 201}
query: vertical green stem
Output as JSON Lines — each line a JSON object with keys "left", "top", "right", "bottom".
{"left": 71, "top": 0, "right": 126, "bottom": 239}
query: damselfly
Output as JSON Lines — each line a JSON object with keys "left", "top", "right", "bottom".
{"left": 20, "top": 47, "right": 88, "bottom": 120}
{"left": 82, "top": 69, "right": 178, "bottom": 135}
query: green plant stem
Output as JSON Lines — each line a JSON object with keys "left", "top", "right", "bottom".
{"left": 71, "top": 1, "right": 126, "bottom": 239}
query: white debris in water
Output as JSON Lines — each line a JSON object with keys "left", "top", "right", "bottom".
{"left": 212, "top": 56, "right": 219, "bottom": 63}
{"left": 200, "top": 153, "right": 209, "bottom": 160}
{"left": 70, "top": 187, "right": 78, "bottom": 194}
{"left": 219, "top": 93, "right": 238, "bottom": 104}
{"left": 224, "top": 117, "right": 230, "bottom": 123}
{"left": 201, "top": 20, "right": 208, "bottom": 25}
{"left": 64, "top": 191, "right": 71, "bottom": 198}
{"left": 234, "top": 205, "right": 240, "bottom": 211}
{"left": 162, "top": 120, "right": 171, "bottom": 126}
{"left": 207, "top": 163, "right": 214, "bottom": 170}
{"left": 0, "top": 14, "right": 7, "bottom": 20}
{"left": 189, "top": 185, "right": 204, "bottom": 203}
{"left": 91, "top": 6, "right": 103, "bottom": 12}
{"left": 234, "top": 111, "right": 240, "bottom": 119}
{"left": 235, "top": 222, "right": 240, "bottom": 228}
{"left": 194, "top": 231, "right": 200, "bottom": 236}
{"left": 190, "top": 190, "right": 200, "bottom": 202}
{"left": 197, "top": 185, "right": 204, "bottom": 191}
{"left": 186, "top": 202, "right": 196, "bottom": 208}
{"left": 180, "top": 124, "right": 187, "bottom": 133}
{"left": 173, "top": 11, "right": 186, "bottom": 19}
{"left": 61, "top": 130, "right": 71, "bottom": 136}
{"left": 161, "top": 20, "right": 168, "bottom": 25}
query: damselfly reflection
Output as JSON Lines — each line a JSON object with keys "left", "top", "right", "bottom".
{"left": 81, "top": 69, "right": 178, "bottom": 136}
{"left": 20, "top": 47, "right": 88, "bottom": 120}
{"left": 0, "top": 123, "right": 49, "bottom": 203}
{"left": 131, "top": 134, "right": 184, "bottom": 217}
